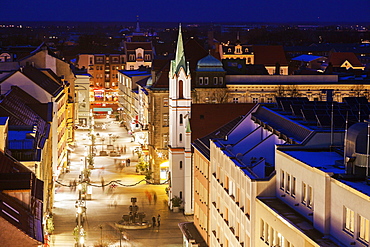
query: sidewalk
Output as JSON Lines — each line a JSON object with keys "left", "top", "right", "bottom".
{"left": 50, "top": 118, "right": 192, "bottom": 247}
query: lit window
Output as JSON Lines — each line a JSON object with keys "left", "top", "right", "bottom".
{"left": 344, "top": 207, "right": 355, "bottom": 233}
{"left": 163, "top": 98, "right": 168, "bottom": 107}
{"left": 233, "top": 98, "right": 238, "bottom": 103}
{"left": 163, "top": 134, "right": 169, "bottom": 148}
{"left": 359, "top": 215, "right": 369, "bottom": 243}
{"left": 163, "top": 113, "right": 169, "bottom": 126}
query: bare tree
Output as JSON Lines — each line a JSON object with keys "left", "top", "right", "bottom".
{"left": 274, "top": 85, "right": 285, "bottom": 97}
{"left": 286, "top": 85, "right": 300, "bottom": 97}
{"left": 210, "top": 88, "right": 229, "bottom": 103}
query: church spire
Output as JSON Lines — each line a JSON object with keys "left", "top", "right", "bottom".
{"left": 170, "top": 24, "right": 189, "bottom": 77}
{"left": 135, "top": 15, "right": 140, "bottom": 32}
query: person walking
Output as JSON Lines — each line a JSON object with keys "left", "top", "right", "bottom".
{"left": 101, "top": 177, "right": 105, "bottom": 192}
{"left": 152, "top": 216, "right": 156, "bottom": 227}
{"left": 157, "top": 214, "right": 161, "bottom": 226}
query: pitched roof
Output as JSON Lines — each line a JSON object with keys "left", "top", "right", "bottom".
{"left": 253, "top": 45, "right": 288, "bottom": 66}
{"left": 21, "top": 65, "right": 64, "bottom": 97}
{"left": 0, "top": 86, "right": 50, "bottom": 151}
{"left": 328, "top": 52, "right": 363, "bottom": 67}
{"left": 191, "top": 103, "right": 256, "bottom": 143}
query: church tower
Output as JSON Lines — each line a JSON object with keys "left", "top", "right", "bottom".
{"left": 168, "top": 25, "right": 193, "bottom": 215}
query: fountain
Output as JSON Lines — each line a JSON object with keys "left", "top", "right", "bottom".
{"left": 115, "top": 197, "right": 151, "bottom": 229}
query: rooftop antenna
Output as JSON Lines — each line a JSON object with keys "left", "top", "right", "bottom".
{"left": 358, "top": 103, "right": 361, "bottom": 122}
{"left": 366, "top": 121, "right": 370, "bottom": 177}
{"left": 343, "top": 111, "right": 348, "bottom": 166}
{"left": 330, "top": 102, "right": 334, "bottom": 149}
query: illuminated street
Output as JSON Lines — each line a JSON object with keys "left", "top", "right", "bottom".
{"left": 50, "top": 118, "right": 192, "bottom": 247}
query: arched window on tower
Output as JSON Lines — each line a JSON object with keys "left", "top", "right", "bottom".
{"left": 179, "top": 80, "right": 184, "bottom": 99}
{"left": 179, "top": 133, "right": 183, "bottom": 142}
{"left": 180, "top": 114, "right": 183, "bottom": 125}
{"left": 180, "top": 161, "right": 183, "bottom": 169}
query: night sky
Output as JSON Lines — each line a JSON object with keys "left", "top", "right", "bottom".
{"left": 1, "top": 0, "right": 370, "bottom": 23}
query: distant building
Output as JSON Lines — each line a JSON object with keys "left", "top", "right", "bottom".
{"left": 76, "top": 53, "right": 125, "bottom": 115}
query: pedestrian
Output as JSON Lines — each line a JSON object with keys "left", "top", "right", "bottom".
{"left": 152, "top": 216, "right": 156, "bottom": 227}
{"left": 157, "top": 214, "right": 161, "bottom": 226}
{"left": 153, "top": 191, "right": 157, "bottom": 204}
{"left": 73, "top": 179, "right": 77, "bottom": 191}
{"left": 127, "top": 158, "right": 131, "bottom": 167}
{"left": 148, "top": 193, "right": 152, "bottom": 205}
{"left": 101, "top": 177, "right": 105, "bottom": 192}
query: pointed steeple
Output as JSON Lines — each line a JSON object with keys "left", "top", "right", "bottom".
{"left": 135, "top": 15, "right": 140, "bottom": 32}
{"left": 170, "top": 24, "right": 190, "bottom": 77}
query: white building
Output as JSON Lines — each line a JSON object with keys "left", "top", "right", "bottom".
{"left": 168, "top": 25, "right": 193, "bottom": 215}
{"left": 193, "top": 97, "right": 370, "bottom": 246}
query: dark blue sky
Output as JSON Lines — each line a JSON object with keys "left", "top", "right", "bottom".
{"left": 2, "top": 0, "right": 370, "bottom": 23}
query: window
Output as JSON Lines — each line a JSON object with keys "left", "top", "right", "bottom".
{"left": 163, "top": 113, "right": 169, "bottom": 126}
{"left": 265, "top": 222, "right": 269, "bottom": 245}
{"left": 130, "top": 65, "right": 134, "bottom": 70}
{"left": 179, "top": 191, "right": 183, "bottom": 199}
{"left": 204, "top": 77, "right": 209, "bottom": 85}
{"left": 179, "top": 133, "right": 183, "bottom": 142}
{"left": 280, "top": 170, "right": 285, "bottom": 190}
{"left": 129, "top": 54, "right": 135, "bottom": 61}
{"left": 344, "top": 206, "right": 355, "bottom": 233}
{"left": 302, "top": 182, "right": 307, "bottom": 204}
{"left": 163, "top": 98, "right": 169, "bottom": 107}
{"left": 286, "top": 173, "right": 291, "bottom": 194}
{"left": 260, "top": 219, "right": 265, "bottom": 240}
{"left": 145, "top": 54, "right": 151, "bottom": 61}
{"left": 180, "top": 161, "right": 183, "bottom": 170}
{"left": 179, "top": 80, "right": 183, "bottom": 99}
{"left": 292, "top": 177, "right": 296, "bottom": 197}
{"left": 213, "top": 77, "right": 218, "bottom": 85}
{"left": 219, "top": 77, "right": 223, "bottom": 85}
{"left": 252, "top": 97, "right": 258, "bottom": 103}
{"left": 233, "top": 98, "right": 239, "bottom": 103}
{"left": 267, "top": 97, "right": 273, "bottom": 103}
{"left": 359, "top": 215, "right": 369, "bottom": 243}
{"left": 179, "top": 114, "right": 183, "bottom": 125}
{"left": 199, "top": 77, "right": 203, "bottom": 85}
{"left": 307, "top": 186, "right": 313, "bottom": 208}
{"left": 163, "top": 134, "right": 169, "bottom": 148}
{"left": 247, "top": 57, "right": 251, "bottom": 64}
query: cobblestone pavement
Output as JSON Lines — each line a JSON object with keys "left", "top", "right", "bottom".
{"left": 49, "top": 118, "right": 192, "bottom": 247}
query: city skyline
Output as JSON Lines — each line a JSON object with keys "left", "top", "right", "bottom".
{"left": 1, "top": 0, "right": 370, "bottom": 24}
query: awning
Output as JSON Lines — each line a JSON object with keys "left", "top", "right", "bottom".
{"left": 93, "top": 108, "right": 113, "bottom": 112}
